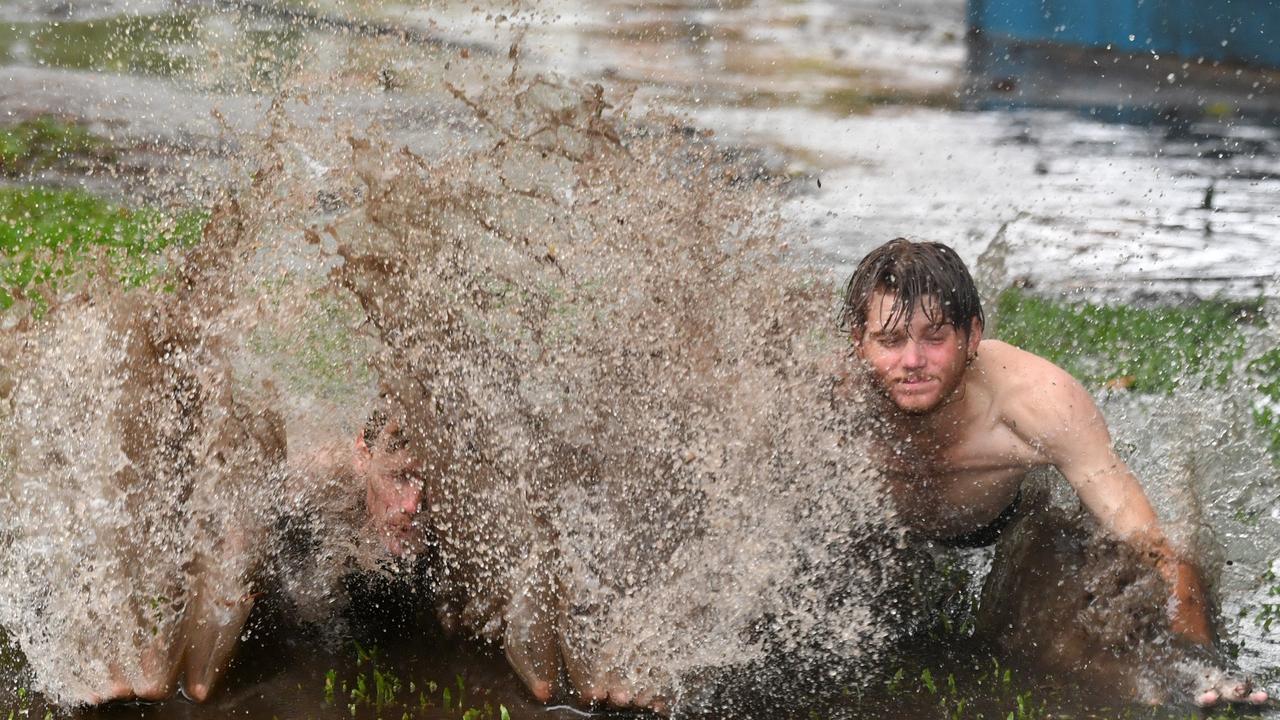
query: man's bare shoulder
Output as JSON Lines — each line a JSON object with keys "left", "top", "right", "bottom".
{"left": 973, "top": 339, "right": 1073, "bottom": 386}
{"left": 972, "top": 340, "right": 1095, "bottom": 435}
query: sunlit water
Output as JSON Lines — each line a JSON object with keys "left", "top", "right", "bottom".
{"left": 1, "top": 0, "right": 1278, "bottom": 718}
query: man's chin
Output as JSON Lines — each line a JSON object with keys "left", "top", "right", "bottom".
{"left": 381, "top": 530, "right": 424, "bottom": 558}
{"left": 889, "top": 391, "right": 943, "bottom": 415}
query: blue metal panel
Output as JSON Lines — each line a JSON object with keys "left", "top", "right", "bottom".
{"left": 969, "top": 0, "right": 1280, "bottom": 68}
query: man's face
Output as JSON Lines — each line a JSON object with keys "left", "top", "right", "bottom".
{"left": 854, "top": 289, "right": 981, "bottom": 415}
{"left": 355, "top": 432, "right": 425, "bottom": 557}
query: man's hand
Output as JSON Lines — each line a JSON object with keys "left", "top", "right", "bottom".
{"left": 1154, "top": 552, "right": 1271, "bottom": 707}
{"left": 1189, "top": 665, "right": 1271, "bottom": 707}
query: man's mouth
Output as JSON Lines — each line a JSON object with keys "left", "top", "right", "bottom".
{"left": 382, "top": 523, "right": 423, "bottom": 556}
{"left": 892, "top": 376, "right": 940, "bottom": 397}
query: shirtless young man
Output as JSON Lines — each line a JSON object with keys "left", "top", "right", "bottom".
{"left": 840, "top": 238, "right": 1269, "bottom": 708}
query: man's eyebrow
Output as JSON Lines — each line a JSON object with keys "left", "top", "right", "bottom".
{"left": 868, "top": 323, "right": 947, "bottom": 337}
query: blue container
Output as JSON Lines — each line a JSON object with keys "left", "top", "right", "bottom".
{"left": 968, "top": 0, "right": 1280, "bottom": 69}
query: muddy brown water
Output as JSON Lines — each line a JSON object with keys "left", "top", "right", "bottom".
{"left": 0, "top": 578, "right": 598, "bottom": 720}
{"left": 2, "top": 1, "right": 1280, "bottom": 719}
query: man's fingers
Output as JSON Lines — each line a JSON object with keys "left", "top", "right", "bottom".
{"left": 1197, "top": 678, "right": 1270, "bottom": 707}
{"left": 1195, "top": 688, "right": 1221, "bottom": 707}
{"left": 1220, "top": 681, "right": 1251, "bottom": 703}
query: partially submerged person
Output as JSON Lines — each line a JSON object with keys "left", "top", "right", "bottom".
{"left": 285, "top": 411, "right": 427, "bottom": 562}
{"left": 186, "top": 410, "right": 426, "bottom": 704}
{"left": 86, "top": 408, "right": 425, "bottom": 705}
{"left": 838, "top": 238, "right": 1269, "bottom": 708}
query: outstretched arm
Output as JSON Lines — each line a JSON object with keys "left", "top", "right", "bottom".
{"left": 1011, "top": 359, "right": 1269, "bottom": 705}
{"left": 1018, "top": 364, "right": 1211, "bottom": 643}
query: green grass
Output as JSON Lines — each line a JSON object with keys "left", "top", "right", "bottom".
{"left": 326, "top": 642, "right": 511, "bottom": 720}
{"left": 0, "top": 187, "right": 205, "bottom": 310}
{"left": 0, "top": 13, "right": 199, "bottom": 76}
{"left": 0, "top": 11, "right": 306, "bottom": 89}
{"left": 994, "top": 288, "right": 1257, "bottom": 393}
{"left": 1247, "top": 347, "right": 1280, "bottom": 458}
{"left": 0, "top": 117, "right": 112, "bottom": 176}
{"left": 875, "top": 656, "right": 1050, "bottom": 720}
{"left": 994, "top": 289, "right": 1280, "bottom": 458}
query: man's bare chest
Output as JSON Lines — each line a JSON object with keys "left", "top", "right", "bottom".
{"left": 875, "top": 422, "right": 1047, "bottom": 536}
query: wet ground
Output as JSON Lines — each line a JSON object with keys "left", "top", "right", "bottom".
{"left": 508, "top": 0, "right": 1280, "bottom": 299}
{"left": 2, "top": 0, "right": 1280, "bottom": 718}
{"left": 6, "top": 0, "right": 1279, "bottom": 296}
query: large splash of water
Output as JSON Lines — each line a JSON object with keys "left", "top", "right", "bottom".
{"left": 317, "top": 75, "right": 909, "bottom": 709}
{"left": 0, "top": 207, "right": 291, "bottom": 701}
{"left": 0, "top": 60, "right": 910, "bottom": 710}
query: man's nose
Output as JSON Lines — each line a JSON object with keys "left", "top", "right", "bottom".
{"left": 399, "top": 486, "right": 423, "bottom": 515}
{"left": 901, "top": 339, "right": 926, "bottom": 368}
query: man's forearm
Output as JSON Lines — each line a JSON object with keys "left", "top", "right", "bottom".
{"left": 1152, "top": 547, "right": 1213, "bottom": 646}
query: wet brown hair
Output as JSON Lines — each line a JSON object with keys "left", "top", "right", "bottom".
{"left": 362, "top": 409, "right": 408, "bottom": 452}
{"left": 838, "top": 238, "right": 984, "bottom": 338}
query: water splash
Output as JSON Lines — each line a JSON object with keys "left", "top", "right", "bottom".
{"left": 317, "top": 75, "right": 908, "bottom": 710}
{"left": 0, "top": 63, "right": 910, "bottom": 710}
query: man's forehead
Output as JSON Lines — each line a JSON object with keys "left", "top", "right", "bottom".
{"left": 867, "top": 291, "right": 945, "bottom": 329}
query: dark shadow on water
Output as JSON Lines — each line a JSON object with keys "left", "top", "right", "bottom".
{"left": 36, "top": 572, "right": 588, "bottom": 720}
{"left": 1, "top": 580, "right": 1273, "bottom": 719}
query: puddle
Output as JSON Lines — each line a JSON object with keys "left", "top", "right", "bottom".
{"left": 0, "top": 1, "right": 1278, "bottom": 719}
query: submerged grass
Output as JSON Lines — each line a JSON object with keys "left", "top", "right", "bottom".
{"left": 879, "top": 655, "right": 1049, "bottom": 720}
{"left": 881, "top": 645, "right": 1257, "bottom": 720}
{"left": 0, "top": 187, "right": 205, "bottom": 310}
{"left": 0, "top": 117, "right": 113, "bottom": 176}
{"left": 325, "top": 642, "right": 512, "bottom": 720}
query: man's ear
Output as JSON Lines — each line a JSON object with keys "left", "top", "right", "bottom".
{"left": 967, "top": 317, "right": 983, "bottom": 356}
{"left": 354, "top": 434, "right": 372, "bottom": 473}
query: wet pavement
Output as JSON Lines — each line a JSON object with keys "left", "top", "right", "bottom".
{"left": 502, "top": 0, "right": 1280, "bottom": 300}
{"left": 5, "top": 0, "right": 1279, "bottom": 298}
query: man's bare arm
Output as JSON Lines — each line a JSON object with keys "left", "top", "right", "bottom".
{"left": 1006, "top": 360, "right": 1211, "bottom": 645}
